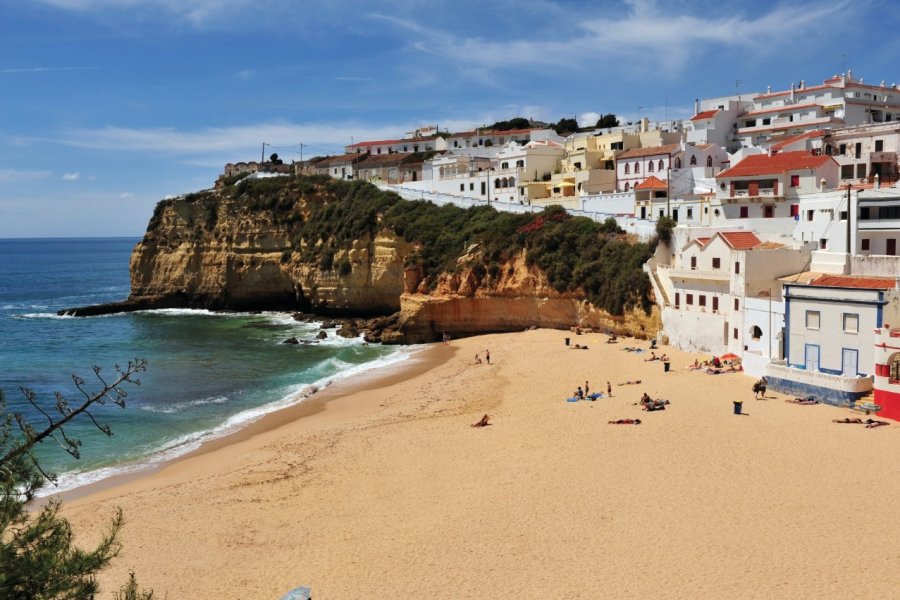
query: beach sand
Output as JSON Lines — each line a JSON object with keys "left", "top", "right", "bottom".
{"left": 61, "top": 329, "right": 900, "bottom": 598}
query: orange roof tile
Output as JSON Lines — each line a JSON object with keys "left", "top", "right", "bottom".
{"left": 769, "top": 130, "right": 827, "bottom": 151}
{"left": 635, "top": 175, "right": 667, "bottom": 190}
{"left": 719, "top": 231, "right": 761, "bottom": 250}
{"left": 617, "top": 144, "right": 681, "bottom": 160}
{"left": 810, "top": 275, "right": 897, "bottom": 289}
{"left": 716, "top": 151, "right": 834, "bottom": 178}
{"left": 691, "top": 109, "right": 720, "bottom": 121}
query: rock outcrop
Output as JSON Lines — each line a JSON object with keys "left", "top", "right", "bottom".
{"left": 60, "top": 178, "right": 660, "bottom": 342}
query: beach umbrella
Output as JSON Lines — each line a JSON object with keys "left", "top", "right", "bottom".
{"left": 281, "top": 586, "right": 312, "bottom": 600}
{"left": 720, "top": 353, "right": 740, "bottom": 361}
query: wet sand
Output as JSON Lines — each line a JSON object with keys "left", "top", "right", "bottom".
{"left": 61, "top": 329, "right": 900, "bottom": 598}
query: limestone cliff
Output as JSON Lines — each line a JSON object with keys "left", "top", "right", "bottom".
{"left": 64, "top": 176, "right": 660, "bottom": 343}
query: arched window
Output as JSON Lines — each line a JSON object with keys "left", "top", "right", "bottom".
{"left": 658, "top": 159, "right": 665, "bottom": 171}
{"left": 634, "top": 162, "right": 640, "bottom": 173}
{"left": 508, "top": 176, "right": 516, "bottom": 187}
{"left": 494, "top": 178, "right": 501, "bottom": 189}
{"left": 624, "top": 182, "right": 630, "bottom": 191}
{"left": 706, "top": 156, "right": 713, "bottom": 167}
{"left": 690, "top": 155, "right": 697, "bottom": 166}
{"left": 516, "top": 159, "right": 524, "bottom": 168}
{"left": 648, "top": 161, "right": 655, "bottom": 172}
{"left": 751, "top": 326, "right": 763, "bottom": 340}
{"left": 625, "top": 164, "right": 630, "bottom": 174}
{"left": 674, "top": 157, "right": 682, "bottom": 169}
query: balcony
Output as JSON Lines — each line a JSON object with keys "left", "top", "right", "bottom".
{"left": 658, "top": 263, "right": 729, "bottom": 281}
{"left": 870, "top": 151, "right": 897, "bottom": 163}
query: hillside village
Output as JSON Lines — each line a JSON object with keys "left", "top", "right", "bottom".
{"left": 221, "top": 70, "right": 900, "bottom": 422}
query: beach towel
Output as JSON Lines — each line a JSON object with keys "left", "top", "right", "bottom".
{"left": 566, "top": 396, "right": 580, "bottom": 402}
{"left": 281, "top": 586, "right": 312, "bottom": 600}
{"left": 587, "top": 392, "right": 604, "bottom": 400}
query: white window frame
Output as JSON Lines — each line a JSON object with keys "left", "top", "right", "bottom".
{"left": 806, "top": 310, "right": 821, "bottom": 330}
{"left": 843, "top": 313, "right": 859, "bottom": 334}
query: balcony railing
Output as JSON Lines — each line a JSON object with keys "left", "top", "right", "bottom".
{"left": 658, "top": 263, "right": 729, "bottom": 280}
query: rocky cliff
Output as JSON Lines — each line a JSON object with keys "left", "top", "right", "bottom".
{"left": 63, "top": 175, "right": 660, "bottom": 342}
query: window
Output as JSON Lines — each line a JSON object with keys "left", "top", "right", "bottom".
{"left": 733, "top": 328, "right": 739, "bottom": 340}
{"left": 764, "top": 205, "right": 774, "bottom": 218}
{"left": 843, "top": 313, "right": 859, "bottom": 334}
{"left": 658, "top": 159, "right": 665, "bottom": 171}
{"left": 712, "top": 296, "right": 719, "bottom": 312}
{"left": 790, "top": 174, "right": 800, "bottom": 187}
{"left": 841, "top": 165, "right": 855, "bottom": 179}
{"left": 876, "top": 140, "right": 884, "bottom": 152}
{"left": 574, "top": 162, "right": 582, "bottom": 170}
{"left": 516, "top": 160, "right": 524, "bottom": 168}
{"left": 634, "top": 162, "right": 640, "bottom": 173}
{"left": 734, "top": 261, "right": 740, "bottom": 274}
{"left": 686, "top": 294, "right": 694, "bottom": 305}
{"left": 807, "top": 209, "right": 814, "bottom": 222}
{"left": 460, "top": 184, "right": 465, "bottom": 192}
{"left": 699, "top": 295, "right": 707, "bottom": 307}
{"left": 674, "top": 157, "right": 682, "bottom": 169}
{"left": 648, "top": 161, "right": 654, "bottom": 172}
{"left": 501, "top": 162, "right": 509, "bottom": 169}
{"left": 806, "top": 310, "right": 821, "bottom": 330}
{"left": 690, "top": 256, "right": 697, "bottom": 269}
{"left": 706, "top": 156, "right": 713, "bottom": 167}
{"left": 790, "top": 204, "right": 799, "bottom": 218}
{"left": 690, "top": 155, "right": 697, "bottom": 166}
{"left": 687, "top": 208, "right": 693, "bottom": 219}
{"left": 734, "top": 298, "right": 739, "bottom": 311}
{"left": 751, "top": 326, "right": 763, "bottom": 340}
{"left": 712, "top": 258, "right": 721, "bottom": 269}
{"left": 624, "top": 182, "right": 630, "bottom": 191}
{"left": 675, "top": 292, "right": 680, "bottom": 307}
{"left": 862, "top": 238, "right": 870, "bottom": 251}
{"left": 740, "top": 206, "right": 749, "bottom": 218}
{"left": 839, "top": 143, "right": 846, "bottom": 155}
{"left": 625, "top": 164, "right": 630, "bottom": 174}
{"left": 820, "top": 238, "right": 827, "bottom": 249}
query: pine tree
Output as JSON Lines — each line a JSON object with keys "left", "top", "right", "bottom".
{"left": 0, "top": 360, "right": 152, "bottom": 599}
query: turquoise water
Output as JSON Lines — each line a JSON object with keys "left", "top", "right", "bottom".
{"left": 0, "top": 238, "right": 414, "bottom": 493}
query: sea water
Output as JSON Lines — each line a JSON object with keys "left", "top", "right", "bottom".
{"left": 0, "top": 238, "right": 415, "bottom": 494}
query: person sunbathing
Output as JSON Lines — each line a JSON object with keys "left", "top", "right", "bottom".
{"left": 474, "top": 354, "right": 482, "bottom": 364}
{"left": 644, "top": 352, "right": 658, "bottom": 361}
{"left": 833, "top": 417, "right": 864, "bottom": 424}
{"left": 618, "top": 379, "right": 642, "bottom": 386}
{"left": 608, "top": 419, "right": 641, "bottom": 425}
{"left": 787, "top": 397, "right": 818, "bottom": 405}
{"left": 471, "top": 414, "right": 491, "bottom": 428}
{"left": 865, "top": 419, "right": 889, "bottom": 429}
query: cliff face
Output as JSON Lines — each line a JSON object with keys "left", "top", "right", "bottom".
{"left": 385, "top": 251, "right": 661, "bottom": 343}
{"left": 84, "top": 177, "right": 660, "bottom": 342}
{"left": 129, "top": 194, "right": 412, "bottom": 315}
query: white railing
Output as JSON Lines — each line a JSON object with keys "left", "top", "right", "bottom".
{"left": 766, "top": 361, "right": 874, "bottom": 393}
{"left": 658, "top": 263, "right": 728, "bottom": 280}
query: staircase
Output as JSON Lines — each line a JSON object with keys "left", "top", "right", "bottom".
{"left": 650, "top": 267, "right": 670, "bottom": 306}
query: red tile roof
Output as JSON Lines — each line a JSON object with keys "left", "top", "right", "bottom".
{"left": 695, "top": 237, "right": 711, "bottom": 247}
{"left": 768, "top": 130, "right": 827, "bottom": 151}
{"left": 716, "top": 151, "right": 834, "bottom": 178}
{"left": 635, "top": 175, "right": 667, "bottom": 190}
{"left": 691, "top": 109, "right": 720, "bottom": 121}
{"left": 719, "top": 231, "right": 761, "bottom": 250}
{"left": 810, "top": 275, "right": 897, "bottom": 289}
{"left": 617, "top": 143, "right": 681, "bottom": 160}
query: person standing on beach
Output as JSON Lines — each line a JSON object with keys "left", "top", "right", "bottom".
{"left": 584, "top": 381, "right": 590, "bottom": 397}
{"left": 485, "top": 349, "right": 491, "bottom": 364}
{"left": 607, "top": 381, "right": 612, "bottom": 397}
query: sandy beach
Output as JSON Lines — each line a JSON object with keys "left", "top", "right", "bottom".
{"left": 60, "top": 329, "right": 900, "bottom": 599}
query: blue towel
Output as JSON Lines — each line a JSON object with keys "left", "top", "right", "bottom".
{"left": 587, "top": 393, "right": 604, "bottom": 400}
{"left": 566, "top": 397, "right": 580, "bottom": 402}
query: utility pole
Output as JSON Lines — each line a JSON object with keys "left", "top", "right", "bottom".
{"left": 261, "top": 142, "right": 266, "bottom": 163}
{"left": 846, "top": 184, "right": 853, "bottom": 255}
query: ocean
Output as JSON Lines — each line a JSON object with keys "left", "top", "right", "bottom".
{"left": 0, "top": 238, "right": 416, "bottom": 495}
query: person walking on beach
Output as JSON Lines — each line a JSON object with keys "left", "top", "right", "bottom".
{"left": 485, "top": 349, "right": 491, "bottom": 364}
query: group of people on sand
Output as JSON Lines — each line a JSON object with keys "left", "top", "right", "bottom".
{"left": 572, "top": 380, "right": 613, "bottom": 400}
{"left": 473, "top": 349, "right": 491, "bottom": 365}
{"left": 637, "top": 392, "right": 670, "bottom": 411}
{"left": 643, "top": 351, "right": 669, "bottom": 363}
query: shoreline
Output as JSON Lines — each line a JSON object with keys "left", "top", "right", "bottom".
{"left": 56, "top": 340, "right": 448, "bottom": 504}
{"left": 61, "top": 329, "right": 900, "bottom": 598}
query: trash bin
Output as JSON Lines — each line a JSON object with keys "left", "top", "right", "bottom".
{"left": 733, "top": 400, "right": 743, "bottom": 415}
{"left": 663, "top": 361, "right": 671, "bottom": 373}
{"left": 565, "top": 337, "right": 570, "bottom": 346}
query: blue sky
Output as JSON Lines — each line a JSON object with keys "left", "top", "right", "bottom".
{"left": 1, "top": 0, "right": 896, "bottom": 237}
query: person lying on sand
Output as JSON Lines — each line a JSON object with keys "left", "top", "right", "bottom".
{"left": 833, "top": 417, "right": 864, "bottom": 424}
{"left": 786, "top": 397, "right": 818, "bottom": 405}
{"left": 618, "top": 380, "right": 642, "bottom": 386}
{"left": 644, "top": 352, "right": 658, "bottom": 362}
{"left": 570, "top": 343, "right": 589, "bottom": 349}
{"left": 865, "top": 419, "right": 889, "bottom": 429}
{"left": 471, "top": 414, "right": 491, "bottom": 428}
{"left": 608, "top": 419, "right": 641, "bottom": 425}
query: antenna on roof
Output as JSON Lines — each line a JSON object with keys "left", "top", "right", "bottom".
{"left": 735, "top": 79, "right": 743, "bottom": 102}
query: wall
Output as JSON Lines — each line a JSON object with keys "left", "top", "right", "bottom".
{"left": 661, "top": 305, "right": 727, "bottom": 353}
{"left": 765, "top": 362, "right": 873, "bottom": 406}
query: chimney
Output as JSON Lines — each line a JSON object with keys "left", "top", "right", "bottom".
{"left": 790, "top": 82, "right": 795, "bottom": 103}
{"left": 799, "top": 79, "right": 805, "bottom": 90}
{"left": 694, "top": 98, "right": 699, "bottom": 115}
{"left": 767, "top": 85, "right": 772, "bottom": 93}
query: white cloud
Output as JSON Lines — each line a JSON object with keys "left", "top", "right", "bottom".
{"left": 0, "top": 169, "right": 52, "bottom": 183}
{"left": 375, "top": 1, "right": 851, "bottom": 76}
{"left": 579, "top": 112, "right": 600, "bottom": 128}
{"left": 62, "top": 172, "right": 80, "bottom": 180}
{"left": 0, "top": 66, "right": 98, "bottom": 75}
{"left": 35, "top": 0, "right": 258, "bottom": 26}
{"left": 118, "top": 192, "right": 135, "bottom": 199}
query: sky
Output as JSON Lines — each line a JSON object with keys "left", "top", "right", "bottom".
{"left": 1, "top": 0, "right": 898, "bottom": 237}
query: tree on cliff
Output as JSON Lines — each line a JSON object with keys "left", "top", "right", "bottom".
{"left": 0, "top": 360, "right": 154, "bottom": 598}
{"left": 269, "top": 153, "right": 284, "bottom": 165}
